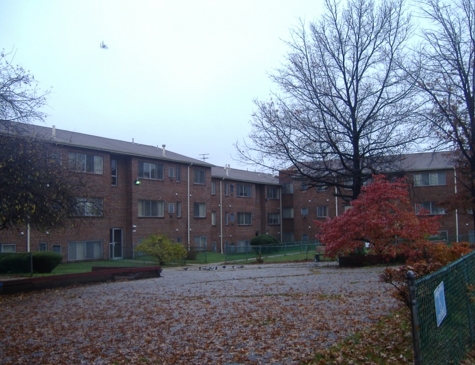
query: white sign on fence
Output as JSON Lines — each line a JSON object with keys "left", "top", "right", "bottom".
{"left": 434, "top": 281, "right": 447, "bottom": 327}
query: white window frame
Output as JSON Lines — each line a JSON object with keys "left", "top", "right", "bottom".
{"left": 69, "top": 152, "right": 103, "bottom": 174}
{"left": 237, "top": 184, "right": 252, "bottom": 197}
{"left": 74, "top": 197, "right": 104, "bottom": 217}
{"left": 194, "top": 169, "right": 206, "bottom": 184}
{"left": 111, "top": 159, "right": 118, "bottom": 186}
{"left": 211, "top": 212, "right": 217, "bottom": 226}
{"left": 138, "top": 161, "right": 163, "bottom": 180}
{"left": 267, "top": 186, "right": 280, "bottom": 199}
{"left": 317, "top": 205, "right": 328, "bottom": 218}
{"left": 168, "top": 203, "right": 175, "bottom": 214}
{"left": 0, "top": 244, "right": 16, "bottom": 253}
{"left": 282, "top": 183, "right": 294, "bottom": 194}
{"left": 414, "top": 172, "right": 446, "bottom": 186}
{"left": 194, "top": 202, "right": 206, "bottom": 218}
{"left": 237, "top": 212, "right": 252, "bottom": 225}
{"left": 416, "top": 201, "right": 446, "bottom": 215}
{"left": 168, "top": 167, "right": 175, "bottom": 178}
{"left": 68, "top": 240, "right": 102, "bottom": 261}
{"left": 176, "top": 202, "right": 182, "bottom": 218}
{"left": 267, "top": 213, "right": 280, "bottom": 225}
{"left": 282, "top": 208, "right": 294, "bottom": 219}
{"left": 138, "top": 200, "right": 165, "bottom": 217}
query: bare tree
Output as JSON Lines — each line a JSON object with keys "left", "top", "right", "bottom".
{"left": 412, "top": 0, "right": 475, "bottom": 224}
{"left": 0, "top": 50, "right": 48, "bottom": 130}
{"left": 0, "top": 51, "right": 97, "bottom": 231}
{"left": 0, "top": 133, "right": 96, "bottom": 230}
{"left": 236, "top": 0, "right": 425, "bottom": 201}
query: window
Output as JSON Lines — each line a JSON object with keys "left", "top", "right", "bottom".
{"left": 194, "top": 202, "right": 206, "bottom": 218}
{"left": 68, "top": 240, "right": 102, "bottom": 261}
{"left": 282, "top": 208, "right": 294, "bottom": 218}
{"left": 69, "top": 152, "right": 103, "bottom": 174}
{"left": 267, "top": 186, "right": 280, "bottom": 199}
{"left": 211, "top": 212, "right": 217, "bottom": 226}
{"left": 282, "top": 183, "right": 294, "bottom": 194}
{"left": 39, "top": 242, "right": 47, "bottom": 251}
{"left": 0, "top": 244, "right": 15, "bottom": 253}
{"left": 301, "top": 208, "right": 308, "bottom": 216}
{"left": 317, "top": 206, "right": 328, "bottom": 218}
{"left": 138, "top": 200, "right": 165, "bottom": 217}
{"left": 237, "top": 184, "right": 252, "bottom": 197}
{"left": 237, "top": 212, "right": 252, "bottom": 225}
{"left": 168, "top": 167, "right": 175, "bottom": 178}
{"left": 267, "top": 213, "right": 280, "bottom": 225}
{"left": 283, "top": 232, "right": 294, "bottom": 242}
{"left": 225, "top": 212, "right": 235, "bottom": 225}
{"left": 416, "top": 202, "right": 446, "bottom": 215}
{"left": 194, "top": 236, "right": 207, "bottom": 249}
{"left": 237, "top": 240, "right": 251, "bottom": 253}
{"left": 194, "top": 169, "right": 205, "bottom": 184}
{"left": 414, "top": 172, "right": 446, "bottom": 186}
{"left": 300, "top": 181, "right": 309, "bottom": 191}
{"left": 176, "top": 202, "right": 182, "bottom": 218}
{"left": 138, "top": 161, "right": 163, "bottom": 180}
{"left": 343, "top": 179, "right": 353, "bottom": 190}
{"left": 74, "top": 198, "right": 103, "bottom": 217}
{"left": 317, "top": 185, "right": 328, "bottom": 192}
{"left": 430, "top": 231, "right": 448, "bottom": 243}
{"left": 343, "top": 205, "right": 352, "bottom": 213}
{"left": 111, "top": 159, "right": 117, "bottom": 186}
{"left": 211, "top": 181, "right": 217, "bottom": 195}
{"left": 302, "top": 234, "right": 309, "bottom": 241}
{"left": 52, "top": 245, "right": 61, "bottom": 254}
{"left": 168, "top": 203, "right": 175, "bottom": 214}
{"left": 176, "top": 167, "right": 181, "bottom": 182}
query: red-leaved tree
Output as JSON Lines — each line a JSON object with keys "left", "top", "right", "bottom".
{"left": 316, "top": 175, "right": 440, "bottom": 258}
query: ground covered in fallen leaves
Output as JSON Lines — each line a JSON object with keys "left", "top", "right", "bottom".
{"left": 0, "top": 262, "right": 399, "bottom": 364}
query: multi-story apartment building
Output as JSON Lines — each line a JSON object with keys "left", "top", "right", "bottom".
{"left": 280, "top": 152, "right": 473, "bottom": 244}
{"left": 0, "top": 124, "right": 470, "bottom": 261}
{"left": 0, "top": 124, "right": 281, "bottom": 261}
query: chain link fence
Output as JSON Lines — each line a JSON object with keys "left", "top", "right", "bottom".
{"left": 223, "top": 241, "right": 320, "bottom": 263}
{"left": 408, "top": 250, "right": 475, "bottom": 364}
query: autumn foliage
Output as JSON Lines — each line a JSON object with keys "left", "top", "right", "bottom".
{"left": 136, "top": 233, "right": 187, "bottom": 264}
{"left": 316, "top": 175, "right": 440, "bottom": 258}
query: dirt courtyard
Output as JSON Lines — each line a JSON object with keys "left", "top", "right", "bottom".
{"left": 0, "top": 262, "right": 398, "bottom": 365}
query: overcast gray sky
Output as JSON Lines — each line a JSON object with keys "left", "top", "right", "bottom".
{"left": 1, "top": 0, "right": 323, "bottom": 168}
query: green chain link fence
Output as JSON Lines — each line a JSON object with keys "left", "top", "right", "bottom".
{"left": 408, "top": 250, "right": 475, "bottom": 364}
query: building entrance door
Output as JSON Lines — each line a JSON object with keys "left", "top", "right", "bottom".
{"left": 110, "top": 228, "right": 123, "bottom": 259}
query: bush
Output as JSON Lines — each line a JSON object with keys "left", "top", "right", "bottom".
{"left": 380, "top": 242, "right": 472, "bottom": 307}
{"left": 250, "top": 234, "right": 279, "bottom": 246}
{"left": 136, "top": 234, "right": 187, "bottom": 265}
{"left": 0, "top": 253, "right": 31, "bottom": 273}
{"left": 0, "top": 252, "right": 62, "bottom": 274}
{"left": 32, "top": 252, "right": 63, "bottom": 273}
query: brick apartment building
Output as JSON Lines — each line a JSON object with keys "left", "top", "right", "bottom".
{"left": 0, "top": 124, "right": 471, "bottom": 261}
{"left": 280, "top": 152, "right": 473, "bottom": 244}
{"left": 0, "top": 124, "right": 281, "bottom": 261}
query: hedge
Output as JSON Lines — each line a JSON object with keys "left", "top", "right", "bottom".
{"left": 0, "top": 252, "right": 63, "bottom": 274}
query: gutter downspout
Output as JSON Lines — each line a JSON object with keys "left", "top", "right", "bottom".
{"left": 280, "top": 187, "right": 283, "bottom": 239}
{"left": 187, "top": 163, "right": 193, "bottom": 250}
{"left": 220, "top": 179, "right": 224, "bottom": 253}
{"left": 454, "top": 167, "right": 459, "bottom": 242}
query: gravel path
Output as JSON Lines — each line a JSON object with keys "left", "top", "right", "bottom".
{"left": 0, "top": 262, "right": 398, "bottom": 365}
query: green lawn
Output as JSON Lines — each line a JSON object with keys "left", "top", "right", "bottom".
{"left": 26, "top": 250, "right": 328, "bottom": 277}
